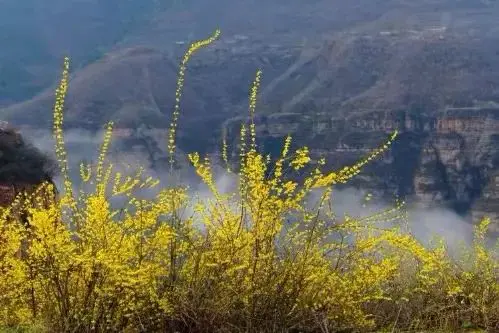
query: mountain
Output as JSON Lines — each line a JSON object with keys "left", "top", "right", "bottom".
{"left": 0, "top": 122, "right": 58, "bottom": 228}
{"left": 0, "top": 0, "right": 172, "bottom": 105}
{"left": 1, "top": 0, "right": 499, "bottom": 233}
{"left": 0, "top": 0, "right": 490, "bottom": 104}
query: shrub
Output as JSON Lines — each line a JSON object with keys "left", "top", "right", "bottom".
{"left": 0, "top": 29, "right": 497, "bottom": 333}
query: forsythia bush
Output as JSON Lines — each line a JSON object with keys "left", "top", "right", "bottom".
{"left": 0, "top": 30, "right": 498, "bottom": 333}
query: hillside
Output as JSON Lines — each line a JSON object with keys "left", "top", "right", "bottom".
{"left": 0, "top": 122, "right": 58, "bottom": 227}
{"left": 0, "top": 0, "right": 492, "bottom": 104}
{"left": 1, "top": 0, "right": 499, "bottom": 231}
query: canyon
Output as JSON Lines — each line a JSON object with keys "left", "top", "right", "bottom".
{"left": 1, "top": 1, "right": 499, "bottom": 234}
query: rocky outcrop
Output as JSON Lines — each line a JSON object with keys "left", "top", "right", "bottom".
{"left": 221, "top": 104, "right": 499, "bottom": 235}
{"left": 0, "top": 122, "right": 58, "bottom": 225}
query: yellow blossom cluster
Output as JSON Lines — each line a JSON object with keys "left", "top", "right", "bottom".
{"left": 168, "top": 29, "right": 221, "bottom": 168}
{"left": 0, "top": 30, "right": 497, "bottom": 333}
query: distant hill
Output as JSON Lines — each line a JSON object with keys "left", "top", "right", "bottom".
{"left": 0, "top": 0, "right": 171, "bottom": 105}
{"left": 0, "top": 0, "right": 493, "bottom": 104}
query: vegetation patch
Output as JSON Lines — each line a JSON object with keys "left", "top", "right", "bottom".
{"left": 0, "top": 30, "right": 497, "bottom": 333}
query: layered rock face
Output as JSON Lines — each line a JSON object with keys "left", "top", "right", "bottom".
{"left": 219, "top": 28, "right": 499, "bottom": 235}
{"left": 222, "top": 106, "right": 499, "bottom": 235}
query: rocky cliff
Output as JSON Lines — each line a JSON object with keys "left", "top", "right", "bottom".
{"left": 0, "top": 122, "right": 58, "bottom": 225}
{"left": 220, "top": 28, "right": 499, "bottom": 235}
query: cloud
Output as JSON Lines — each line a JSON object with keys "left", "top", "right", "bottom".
{"left": 307, "top": 186, "right": 476, "bottom": 255}
{"left": 23, "top": 128, "right": 487, "bottom": 256}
